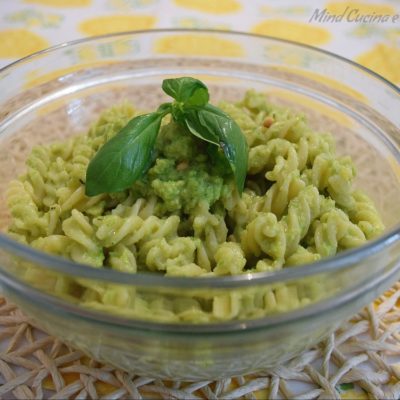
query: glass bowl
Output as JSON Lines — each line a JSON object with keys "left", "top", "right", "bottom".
{"left": 0, "top": 29, "right": 399, "bottom": 380}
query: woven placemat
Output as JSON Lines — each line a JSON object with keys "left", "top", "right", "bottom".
{"left": 1, "top": 284, "right": 400, "bottom": 400}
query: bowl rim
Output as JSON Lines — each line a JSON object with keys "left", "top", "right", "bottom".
{"left": 1, "top": 27, "right": 400, "bottom": 95}
{"left": 0, "top": 28, "right": 399, "bottom": 289}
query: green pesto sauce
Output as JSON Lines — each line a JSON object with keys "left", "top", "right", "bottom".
{"left": 131, "top": 120, "right": 232, "bottom": 215}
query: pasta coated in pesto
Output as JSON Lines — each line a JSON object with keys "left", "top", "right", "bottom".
{"left": 6, "top": 91, "right": 385, "bottom": 322}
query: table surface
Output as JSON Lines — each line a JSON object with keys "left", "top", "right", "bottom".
{"left": 1, "top": 285, "right": 400, "bottom": 399}
{"left": 0, "top": 1, "right": 399, "bottom": 398}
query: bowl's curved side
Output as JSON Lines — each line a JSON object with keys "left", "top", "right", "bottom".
{"left": 3, "top": 256, "right": 400, "bottom": 379}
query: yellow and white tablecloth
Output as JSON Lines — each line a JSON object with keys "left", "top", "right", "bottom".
{"left": 0, "top": 0, "right": 399, "bottom": 85}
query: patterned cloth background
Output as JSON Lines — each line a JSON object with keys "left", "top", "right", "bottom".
{"left": 0, "top": 0, "right": 399, "bottom": 85}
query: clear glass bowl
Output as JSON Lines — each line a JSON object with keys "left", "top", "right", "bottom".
{"left": 0, "top": 29, "right": 399, "bottom": 380}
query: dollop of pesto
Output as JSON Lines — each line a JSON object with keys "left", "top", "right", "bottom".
{"left": 131, "top": 120, "right": 232, "bottom": 215}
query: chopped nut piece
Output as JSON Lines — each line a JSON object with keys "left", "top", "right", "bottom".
{"left": 263, "top": 116, "right": 274, "bottom": 128}
{"left": 176, "top": 161, "right": 189, "bottom": 171}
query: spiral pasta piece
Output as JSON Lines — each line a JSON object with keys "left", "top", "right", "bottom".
{"left": 7, "top": 180, "right": 48, "bottom": 238}
{"left": 241, "top": 186, "right": 334, "bottom": 263}
{"left": 69, "top": 138, "right": 95, "bottom": 182}
{"left": 87, "top": 102, "right": 137, "bottom": 141}
{"left": 254, "top": 258, "right": 283, "bottom": 272}
{"left": 241, "top": 212, "right": 286, "bottom": 261}
{"left": 213, "top": 242, "right": 246, "bottom": 275}
{"left": 94, "top": 214, "right": 180, "bottom": 248}
{"left": 62, "top": 209, "right": 104, "bottom": 266}
{"left": 192, "top": 201, "right": 228, "bottom": 264}
{"left": 107, "top": 244, "right": 137, "bottom": 273}
{"left": 285, "top": 246, "right": 321, "bottom": 266}
{"left": 312, "top": 208, "right": 366, "bottom": 257}
{"left": 349, "top": 190, "right": 384, "bottom": 239}
{"left": 222, "top": 187, "right": 260, "bottom": 237}
{"left": 31, "top": 234, "right": 72, "bottom": 257}
{"left": 259, "top": 170, "right": 306, "bottom": 218}
{"left": 248, "top": 139, "right": 299, "bottom": 177}
{"left": 139, "top": 237, "right": 198, "bottom": 273}
{"left": 281, "top": 186, "right": 334, "bottom": 257}
{"left": 302, "top": 153, "right": 356, "bottom": 210}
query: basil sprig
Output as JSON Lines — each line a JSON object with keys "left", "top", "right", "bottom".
{"left": 162, "top": 77, "right": 209, "bottom": 107}
{"left": 85, "top": 77, "right": 248, "bottom": 197}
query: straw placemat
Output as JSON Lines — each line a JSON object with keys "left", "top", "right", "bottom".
{"left": 1, "top": 284, "right": 400, "bottom": 400}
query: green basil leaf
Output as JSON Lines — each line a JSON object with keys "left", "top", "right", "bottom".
{"left": 85, "top": 112, "right": 163, "bottom": 196}
{"left": 157, "top": 102, "right": 172, "bottom": 114}
{"left": 162, "top": 77, "right": 209, "bottom": 107}
{"left": 206, "top": 143, "right": 232, "bottom": 177}
{"left": 186, "top": 87, "right": 209, "bottom": 106}
{"left": 183, "top": 108, "right": 219, "bottom": 145}
{"left": 185, "top": 104, "right": 248, "bottom": 193}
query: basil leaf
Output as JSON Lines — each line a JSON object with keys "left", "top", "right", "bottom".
{"left": 206, "top": 143, "right": 232, "bottom": 177}
{"left": 162, "top": 77, "right": 209, "bottom": 107}
{"left": 85, "top": 112, "right": 163, "bottom": 196}
{"left": 186, "top": 87, "right": 209, "bottom": 107}
{"left": 157, "top": 102, "right": 172, "bottom": 114}
{"left": 183, "top": 108, "right": 219, "bottom": 145}
{"left": 203, "top": 105, "right": 249, "bottom": 194}
{"left": 185, "top": 104, "right": 248, "bottom": 193}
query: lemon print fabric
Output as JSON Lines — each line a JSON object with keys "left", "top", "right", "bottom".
{"left": 24, "top": 0, "right": 91, "bottom": 6}
{"left": 155, "top": 34, "right": 244, "bottom": 57}
{"left": 79, "top": 15, "right": 156, "bottom": 36}
{"left": 0, "top": 29, "right": 49, "bottom": 58}
{"left": 174, "top": 0, "right": 241, "bottom": 14}
{"left": 252, "top": 20, "right": 331, "bottom": 47}
{"left": 356, "top": 44, "right": 400, "bottom": 85}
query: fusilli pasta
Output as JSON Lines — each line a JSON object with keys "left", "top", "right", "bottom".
{"left": 6, "top": 91, "right": 384, "bottom": 322}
